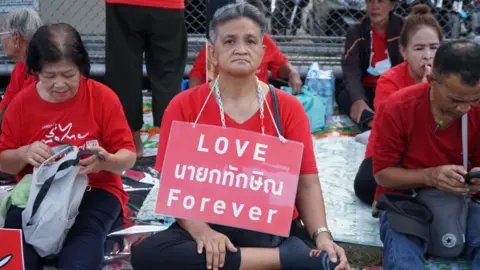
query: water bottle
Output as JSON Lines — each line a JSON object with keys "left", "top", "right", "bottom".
{"left": 318, "top": 70, "right": 335, "bottom": 117}
{"left": 305, "top": 62, "right": 335, "bottom": 117}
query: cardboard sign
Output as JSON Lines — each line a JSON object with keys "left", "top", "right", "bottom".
{"left": 0, "top": 229, "right": 24, "bottom": 270}
{"left": 156, "top": 121, "right": 304, "bottom": 236}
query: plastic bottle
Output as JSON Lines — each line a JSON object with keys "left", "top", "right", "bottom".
{"left": 305, "top": 62, "right": 335, "bottom": 117}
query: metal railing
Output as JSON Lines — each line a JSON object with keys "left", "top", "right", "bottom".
{"left": 0, "top": 0, "right": 477, "bottom": 77}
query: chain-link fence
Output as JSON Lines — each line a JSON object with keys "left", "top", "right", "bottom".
{"left": 0, "top": 0, "right": 478, "bottom": 72}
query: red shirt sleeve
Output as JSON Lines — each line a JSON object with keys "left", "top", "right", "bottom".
{"left": 154, "top": 94, "right": 187, "bottom": 172}
{"left": 100, "top": 86, "right": 136, "bottom": 154}
{"left": 373, "top": 74, "right": 399, "bottom": 111}
{"left": 0, "top": 94, "right": 23, "bottom": 153}
{"left": 280, "top": 92, "right": 318, "bottom": 175}
{"left": 372, "top": 102, "right": 405, "bottom": 174}
{"left": 189, "top": 46, "right": 207, "bottom": 83}
{"left": 264, "top": 35, "right": 288, "bottom": 79}
{"left": 0, "top": 62, "right": 26, "bottom": 110}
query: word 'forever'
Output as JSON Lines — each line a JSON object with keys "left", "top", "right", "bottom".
{"left": 167, "top": 189, "right": 279, "bottom": 224}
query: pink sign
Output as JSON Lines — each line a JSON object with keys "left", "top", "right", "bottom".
{"left": 0, "top": 229, "right": 24, "bottom": 270}
{"left": 156, "top": 121, "right": 304, "bottom": 236}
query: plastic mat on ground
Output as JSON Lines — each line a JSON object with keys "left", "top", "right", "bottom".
{"left": 314, "top": 136, "right": 381, "bottom": 247}
{"left": 136, "top": 181, "right": 175, "bottom": 224}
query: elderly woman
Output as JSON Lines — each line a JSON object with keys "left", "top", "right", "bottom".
{"left": 131, "top": 3, "right": 349, "bottom": 270}
{"left": 189, "top": 0, "right": 303, "bottom": 93}
{"left": 0, "top": 7, "right": 42, "bottom": 125}
{"left": 335, "top": 0, "right": 403, "bottom": 130}
{"left": 353, "top": 4, "right": 443, "bottom": 206}
{"left": 0, "top": 23, "right": 136, "bottom": 269}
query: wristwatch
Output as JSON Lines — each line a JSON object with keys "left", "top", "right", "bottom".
{"left": 312, "top": 227, "right": 333, "bottom": 241}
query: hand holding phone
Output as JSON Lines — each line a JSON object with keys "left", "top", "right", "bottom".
{"left": 464, "top": 170, "right": 480, "bottom": 184}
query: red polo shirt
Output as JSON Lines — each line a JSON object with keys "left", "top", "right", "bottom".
{"left": 190, "top": 34, "right": 288, "bottom": 84}
{"left": 0, "top": 62, "right": 35, "bottom": 110}
{"left": 365, "top": 62, "right": 416, "bottom": 158}
{"left": 372, "top": 83, "right": 480, "bottom": 200}
{"left": 105, "top": 0, "right": 184, "bottom": 9}
{"left": 155, "top": 83, "right": 318, "bottom": 219}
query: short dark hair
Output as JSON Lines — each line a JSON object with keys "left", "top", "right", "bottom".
{"left": 433, "top": 40, "right": 480, "bottom": 87}
{"left": 209, "top": 3, "right": 267, "bottom": 44}
{"left": 26, "top": 23, "right": 90, "bottom": 76}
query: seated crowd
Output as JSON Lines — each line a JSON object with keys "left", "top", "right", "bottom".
{"left": 0, "top": 1, "right": 479, "bottom": 270}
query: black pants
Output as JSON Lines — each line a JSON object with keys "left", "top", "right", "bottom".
{"left": 105, "top": 3, "right": 188, "bottom": 131}
{"left": 353, "top": 157, "right": 377, "bottom": 206}
{"left": 4, "top": 189, "right": 122, "bottom": 270}
{"left": 334, "top": 86, "right": 375, "bottom": 130}
{"left": 131, "top": 219, "right": 315, "bottom": 270}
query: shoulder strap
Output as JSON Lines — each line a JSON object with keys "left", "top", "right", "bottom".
{"left": 269, "top": 84, "right": 283, "bottom": 136}
{"left": 462, "top": 113, "right": 468, "bottom": 170}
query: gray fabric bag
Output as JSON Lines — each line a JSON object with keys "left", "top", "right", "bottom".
{"left": 414, "top": 114, "right": 470, "bottom": 258}
{"left": 22, "top": 144, "right": 103, "bottom": 257}
{"left": 414, "top": 188, "right": 469, "bottom": 258}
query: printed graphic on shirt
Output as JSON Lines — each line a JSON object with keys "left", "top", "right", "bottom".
{"left": 41, "top": 123, "right": 90, "bottom": 150}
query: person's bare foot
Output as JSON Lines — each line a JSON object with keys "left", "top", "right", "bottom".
{"left": 133, "top": 131, "right": 144, "bottom": 158}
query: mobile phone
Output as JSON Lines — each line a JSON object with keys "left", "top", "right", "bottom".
{"left": 464, "top": 171, "right": 480, "bottom": 184}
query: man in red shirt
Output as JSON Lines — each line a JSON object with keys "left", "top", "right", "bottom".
{"left": 104, "top": 0, "right": 187, "bottom": 157}
{"left": 372, "top": 40, "right": 480, "bottom": 268}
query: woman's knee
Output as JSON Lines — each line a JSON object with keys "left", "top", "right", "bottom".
{"left": 353, "top": 158, "right": 376, "bottom": 205}
{"left": 131, "top": 227, "right": 194, "bottom": 269}
{"left": 334, "top": 88, "right": 351, "bottom": 115}
{"left": 131, "top": 232, "right": 175, "bottom": 269}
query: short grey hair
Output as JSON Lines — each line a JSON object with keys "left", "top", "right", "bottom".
{"left": 209, "top": 3, "right": 267, "bottom": 44}
{"left": 4, "top": 7, "right": 43, "bottom": 41}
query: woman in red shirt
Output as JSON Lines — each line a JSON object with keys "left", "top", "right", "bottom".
{"left": 336, "top": 0, "right": 403, "bottom": 130}
{"left": 131, "top": 3, "right": 348, "bottom": 270}
{"left": 0, "top": 7, "right": 42, "bottom": 125}
{"left": 189, "top": 0, "right": 303, "bottom": 93}
{"left": 353, "top": 4, "right": 443, "bottom": 206}
{"left": 0, "top": 23, "right": 136, "bottom": 269}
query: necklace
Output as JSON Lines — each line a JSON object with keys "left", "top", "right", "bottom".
{"left": 212, "top": 76, "right": 266, "bottom": 135}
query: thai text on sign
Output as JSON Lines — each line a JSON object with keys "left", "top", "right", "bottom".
{"left": 156, "top": 121, "right": 304, "bottom": 236}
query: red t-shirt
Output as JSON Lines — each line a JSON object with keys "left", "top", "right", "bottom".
{"left": 0, "top": 62, "right": 35, "bottom": 110}
{"left": 189, "top": 35, "right": 288, "bottom": 84}
{"left": 365, "top": 62, "right": 416, "bottom": 158}
{"left": 105, "top": 0, "right": 184, "bottom": 9}
{"left": 372, "top": 83, "right": 480, "bottom": 200}
{"left": 0, "top": 77, "right": 136, "bottom": 215}
{"left": 363, "top": 29, "right": 388, "bottom": 88}
{"left": 155, "top": 83, "right": 318, "bottom": 219}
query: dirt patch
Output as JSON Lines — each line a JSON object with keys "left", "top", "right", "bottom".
{"left": 339, "top": 243, "right": 382, "bottom": 269}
